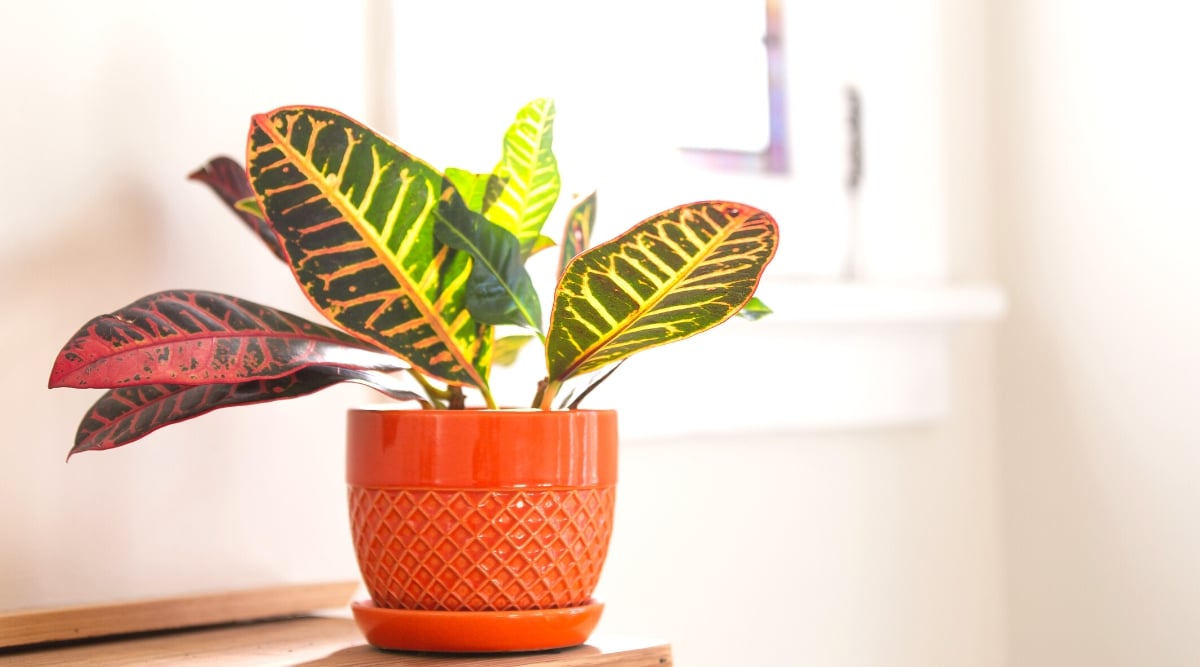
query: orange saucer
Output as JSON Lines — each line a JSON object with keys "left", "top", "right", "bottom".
{"left": 350, "top": 599, "right": 604, "bottom": 653}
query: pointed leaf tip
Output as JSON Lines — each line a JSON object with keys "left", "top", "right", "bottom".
{"left": 189, "top": 156, "right": 286, "bottom": 261}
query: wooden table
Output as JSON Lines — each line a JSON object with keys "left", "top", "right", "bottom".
{"left": 0, "top": 616, "right": 671, "bottom": 666}
{"left": 0, "top": 583, "right": 671, "bottom": 666}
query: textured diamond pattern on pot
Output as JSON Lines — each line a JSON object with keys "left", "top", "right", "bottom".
{"left": 348, "top": 486, "right": 616, "bottom": 611}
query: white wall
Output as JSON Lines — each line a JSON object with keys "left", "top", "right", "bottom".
{"left": 994, "top": 1, "right": 1200, "bottom": 665}
{"left": 1, "top": 2, "right": 1008, "bottom": 666}
{"left": 0, "top": 0, "right": 374, "bottom": 610}
{"left": 593, "top": 1, "right": 1007, "bottom": 662}
{"left": 597, "top": 326, "right": 1005, "bottom": 666}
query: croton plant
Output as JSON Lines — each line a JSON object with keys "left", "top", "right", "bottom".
{"left": 48, "top": 99, "right": 779, "bottom": 457}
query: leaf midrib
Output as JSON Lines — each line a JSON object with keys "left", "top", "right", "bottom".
{"left": 435, "top": 210, "right": 541, "bottom": 332}
{"left": 555, "top": 207, "right": 750, "bottom": 380}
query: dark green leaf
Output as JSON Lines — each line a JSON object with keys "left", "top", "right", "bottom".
{"left": 545, "top": 201, "right": 779, "bottom": 396}
{"left": 246, "top": 106, "right": 491, "bottom": 392}
{"left": 434, "top": 180, "right": 543, "bottom": 331}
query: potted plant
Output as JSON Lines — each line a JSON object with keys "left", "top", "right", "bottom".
{"left": 48, "top": 99, "right": 778, "bottom": 652}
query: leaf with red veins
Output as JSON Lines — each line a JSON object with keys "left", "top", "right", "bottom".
{"left": 49, "top": 290, "right": 404, "bottom": 388}
{"left": 69, "top": 367, "right": 425, "bottom": 457}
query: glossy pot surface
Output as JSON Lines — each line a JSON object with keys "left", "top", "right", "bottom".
{"left": 346, "top": 408, "right": 618, "bottom": 614}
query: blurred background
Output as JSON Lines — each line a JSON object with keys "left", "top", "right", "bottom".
{"left": 2, "top": 1, "right": 1197, "bottom": 665}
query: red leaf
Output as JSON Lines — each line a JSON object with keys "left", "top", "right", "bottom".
{"left": 189, "top": 156, "right": 287, "bottom": 261}
{"left": 68, "top": 367, "right": 424, "bottom": 457}
{"left": 49, "top": 290, "right": 404, "bottom": 388}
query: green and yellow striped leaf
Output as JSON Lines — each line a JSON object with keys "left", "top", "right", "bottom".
{"left": 485, "top": 98, "right": 561, "bottom": 258}
{"left": 246, "top": 106, "right": 491, "bottom": 392}
{"left": 546, "top": 201, "right": 778, "bottom": 386}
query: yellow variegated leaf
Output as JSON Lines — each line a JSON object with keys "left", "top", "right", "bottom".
{"left": 246, "top": 107, "right": 492, "bottom": 394}
{"left": 485, "top": 98, "right": 561, "bottom": 258}
{"left": 545, "top": 201, "right": 778, "bottom": 393}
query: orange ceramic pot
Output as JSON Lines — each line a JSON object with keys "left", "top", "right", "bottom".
{"left": 345, "top": 408, "right": 617, "bottom": 652}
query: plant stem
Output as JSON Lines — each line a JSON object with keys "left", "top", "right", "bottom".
{"left": 480, "top": 383, "right": 498, "bottom": 409}
{"left": 536, "top": 378, "right": 560, "bottom": 410}
{"left": 448, "top": 385, "right": 466, "bottom": 410}
{"left": 409, "top": 370, "right": 448, "bottom": 409}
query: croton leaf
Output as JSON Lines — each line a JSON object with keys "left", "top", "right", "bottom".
{"left": 434, "top": 181, "right": 543, "bottom": 331}
{"left": 189, "top": 156, "right": 287, "bottom": 261}
{"left": 246, "top": 106, "right": 492, "bottom": 391}
{"left": 235, "top": 197, "right": 265, "bottom": 219}
{"left": 530, "top": 235, "right": 557, "bottom": 256}
{"left": 559, "top": 191, "right": 597, "bottom": 278}
{"left": 546, "top": 201, "right": 778, "bottom": 384}
{"left": 493, "top": 334, "right": 535, "bottom": 367}
{"left": 737, "top": 296, "right": 773, "bottom": 321}
{"left": 48, "top": 290, "right": 404, "bottom": 388}
{"left": 69, "top": 367, "right": 424, "bottom": 457}
{"left": 444, "top": 168, "right": 506, "bottom": 214}
{"left": 485, "top": 98, "right": 561, "bottom": 258}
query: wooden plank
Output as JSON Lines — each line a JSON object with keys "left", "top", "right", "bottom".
{"left": 0, "top": 616, "right": 672, "bottom": 666}
{"left": 0, "top": 581, "right": 359, "bottom": 649}
{"left": 297, "top": 632, "right": 673, "bottom": 667}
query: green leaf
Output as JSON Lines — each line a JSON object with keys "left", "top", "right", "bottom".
{"left": 485, "top": 98, "right": 561, "bottom": 258}
{"left": 246, "top": 106, "right": 492, "bottom": 394}
{"left": 530, "top": 234, "right": 557, "bottom": 256}
{"left": 493, "top": 335, "right": 534, "bottom": 367}
{"left": 434, "top": 179, "right": 543, "bottom": 331}
{"left": 559, "top": 190, "right": 597, "bottom": 278}
{"left": 444, "top": 167, "right": 506, "bottom": 213}
{"left": 737, "top": 297, "right": 772, "bottom": 321}
{"left": 235, "top": 196, "right": 264, "bottom": 219}
{"left": 546, "top": 201, "right": 779, "bottom": 388}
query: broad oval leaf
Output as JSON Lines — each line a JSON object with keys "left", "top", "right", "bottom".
{"left": 434, "top": 181, "right": 543, "bottom": 331}
{"left": 69, "top": 367, "right": 424, "bottom": 457}
{"left": 48, "top": 290, "right": 404, "bottom": 388}
{"left": 559, "top": 190, "right": 597, "bottom": 278}
{"left": 485, "top": 98, "right": 561, "bottom": 258}
{"left": 246, "top": 106, "right": 491, "bottom": 390}
{"left": 189, "top": 156, "right": 287, "bottom": 261}
{"left": 546, "top": 201, "right": 778, "bottom": 382}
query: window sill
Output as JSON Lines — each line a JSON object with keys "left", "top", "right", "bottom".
{"left": 584, "top": 281, "right": 1006, "bottom": 440}
{"left": 752, "top": 280, "right": 1007, "bottom": 324}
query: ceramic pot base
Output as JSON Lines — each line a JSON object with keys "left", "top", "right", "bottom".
{"left": 350, "top": 599, "right": 604, "bottom": 653}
